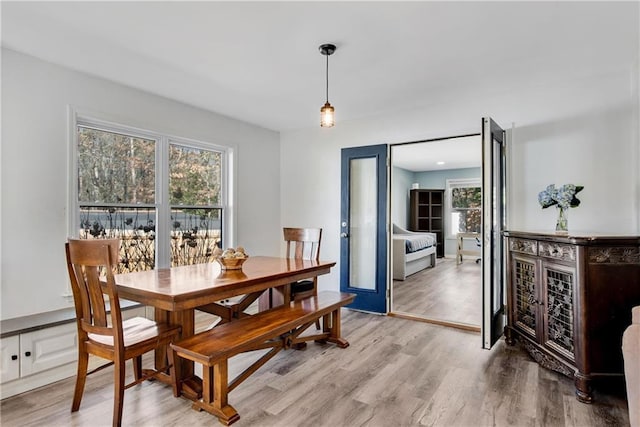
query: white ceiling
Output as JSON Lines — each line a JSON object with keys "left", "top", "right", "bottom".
{"left": 1, "top": 1, "right": 637, "bottom": 139}
{"left": 392, "top": 135, "right": 480, "bottom": 172}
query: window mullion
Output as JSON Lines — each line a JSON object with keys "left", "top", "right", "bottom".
{"left": 156, "top": 136, "right": 171, "bottom": 268}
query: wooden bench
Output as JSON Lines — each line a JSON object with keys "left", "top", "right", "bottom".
{"left": 169, "top": 291, "right": 356, "bottom": 425}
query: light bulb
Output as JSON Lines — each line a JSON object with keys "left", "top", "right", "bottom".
{"left": 320, "top": 102, "right": 335, "bottom": 128}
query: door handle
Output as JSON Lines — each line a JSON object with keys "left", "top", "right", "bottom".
{"left": 340, "top": 232, "right": 349, "bottom": 238}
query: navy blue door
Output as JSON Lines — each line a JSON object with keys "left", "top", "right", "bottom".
{"left": 340, "top": 144, "right": 388, "bottom": 313}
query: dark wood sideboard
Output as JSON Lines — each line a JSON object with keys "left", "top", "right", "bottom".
{"left": 504, "top": 230, "right": 640, "bottom": 403}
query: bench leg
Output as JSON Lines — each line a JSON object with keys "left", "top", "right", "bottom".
{"left": 290, "top": 308, "right": 351, "bottom": 348}
{"left": 314, "top": 313, "right": 331, "bottom": 344}
{"left": 192, "top": 361, "right": 240, "bottom": 426}
{"left": 167, "top": 347, "right": 181, "bottom": 398}
{"left": 326, "top": 308, "right": 349, "bottom": 348}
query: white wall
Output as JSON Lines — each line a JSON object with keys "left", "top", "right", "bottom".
{"left": 281, "top": 67, "right": 640, "bottom": 292}
{"left": 1, "top": 49, "right": 281, "bottom": 320}
{"left": 391, "top": 166, "right": 414, "bottom": 229}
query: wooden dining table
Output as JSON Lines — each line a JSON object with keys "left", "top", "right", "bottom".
{"left": 112, "top": 256, "right": 336, "bottom": 399}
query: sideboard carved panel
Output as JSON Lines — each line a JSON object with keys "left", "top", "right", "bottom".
{"left": 539, "top": 241, "right": 575, "bottom": 262}
{"left": 589, "top": 247, "right": 640, "bottom": 264}
{"left": 509, "top": 238, "right": 537, "bottom": 255}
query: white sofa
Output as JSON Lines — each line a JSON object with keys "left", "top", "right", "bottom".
{"left": 623, "top": 305, "right": 639, "bottom": 427}
{"left": 392, "top": 224, "right": 436, "bottom": 281}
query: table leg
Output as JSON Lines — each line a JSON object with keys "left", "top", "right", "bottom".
{"left": 154, "top": 307, "right": 202, "bottom": 399}
{"left": 270, "top": 284, "right": 291, "bottom": 307}
{"left": 153, "top": 308, "right": 170, "bottom": 371}
{"left": 258, "top": 283, "right": 292, "bottom": 311}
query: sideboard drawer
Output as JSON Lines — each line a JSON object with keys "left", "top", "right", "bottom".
{"left": 509, "top": 238, "right": 537, "bottom": 255}
{"left": 539, "top": 241, "right": 576, "bottom": 262}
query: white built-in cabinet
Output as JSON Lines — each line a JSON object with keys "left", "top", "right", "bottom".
{"left": 1, "top": 323, "right": 77, "bottom": 383}
{"left": 23, "top": 323, "right": 79, "bottom": 376}
{"left": 0, "top": 306, "right": 147, "bottom": 399}
{"left": 0, "top": 323, "right": 78, "bottom": 399}
{"left": 1, "top": 335, "right": 20, "bottom": 383}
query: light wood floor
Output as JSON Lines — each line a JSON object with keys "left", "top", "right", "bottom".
{"left": 1, "top": 309, "right": 630, "bottom": 426}
{"left": 393, "top": 257, "right": 481, "bottom": 326}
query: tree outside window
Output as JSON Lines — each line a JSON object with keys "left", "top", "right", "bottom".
{"left": 449, "top": 182, "right": 481, "bottom": 235}
{"left": 169, "top": 144, "right": 223, "bottom": 267}
{"left": 76, "top": 123, "right": 225, "bottom": 273}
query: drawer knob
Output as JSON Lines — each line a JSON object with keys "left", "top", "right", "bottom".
{"left": 11, "top": 355, "right": 18, "bottom": 361}
{"left": 24, "top": 351, "right": 31, "bottom": 357}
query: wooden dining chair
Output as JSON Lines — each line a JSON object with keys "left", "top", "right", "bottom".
{"left": 256, "top": 227, "right": 323, "bottom": 328}
{"left": 65, "top": 239, "right": 181, "bottom": 427}
{"left": 283, "top": 227, "right": 323, "bottom": 333}
{"left": 284, "top": 227, "right": 323, "bottom": 300}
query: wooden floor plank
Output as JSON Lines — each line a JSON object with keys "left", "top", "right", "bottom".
{"left": 0, "top": 309, "right": 629, "bottom": 426}
{"left": 393, "top": 257, "right": 482, "bottom": 325}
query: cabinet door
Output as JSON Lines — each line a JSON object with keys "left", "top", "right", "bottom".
{"left": 20, "top": 323, "right": 78, "bottom": 376}
{"left": 0, "top": 336, "right": 20, "bottom": 383}
{"left": 541, "top": 261, "right": 576, "bottom": 361}
{"left": 510, "top": 254, "right": 539, "bottom": 340}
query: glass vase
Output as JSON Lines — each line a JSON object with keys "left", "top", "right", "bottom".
{"left": 555, "top": 207, "right": 568, "bottom": 234}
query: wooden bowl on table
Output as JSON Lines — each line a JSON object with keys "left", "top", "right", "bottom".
{"left": 215, "top": 256, "right": 248, "bottom": 271}
{"left": 213, "top": 246, "right": 249, "bottom": 271}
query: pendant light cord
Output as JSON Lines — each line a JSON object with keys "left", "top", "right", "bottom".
{"left": 325, "top": 53, "right": 329, "bottom": 103}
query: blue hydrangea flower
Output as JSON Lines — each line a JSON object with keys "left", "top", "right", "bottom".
{"left": 538, "top": 183, "right": 583, "bottom": 209}
{"left": 538, "top": 185, "right": 556, "bottom": 208}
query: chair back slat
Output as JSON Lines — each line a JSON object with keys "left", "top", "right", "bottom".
{"left": 66, "top": 239, "right": 123, "bottom": 341}
{"left": 86, "top": 265, "right": 108, "bottom": 327}
{"left": 283, "top": 228, "right": 321, "bottom": 261}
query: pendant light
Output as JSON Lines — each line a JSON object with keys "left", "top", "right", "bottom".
{"left": 319, "top": 43, "right": 336, "bottom": 128}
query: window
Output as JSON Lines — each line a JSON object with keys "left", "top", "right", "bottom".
{"left": 169, "top": 144, "right": 223, "bottom": 267}
{"left": 447, "top": 178, "right": 481, "bottom": 236}
{"left": 74, "top": 118, "right": 228, "bottom": 273}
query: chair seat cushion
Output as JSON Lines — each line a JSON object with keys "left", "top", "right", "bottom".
{"left": 89, "top": 316, "right": 171, "bottom": 347}
{"left": 291, "top": 279, "right": 314, "bottom": 296}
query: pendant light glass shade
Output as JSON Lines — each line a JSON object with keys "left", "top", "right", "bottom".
{"left": 320, "top": 101, "right": 335, "bottom": 128}
{"left": 319, "top": 43, "right": 336, "bottom": 128}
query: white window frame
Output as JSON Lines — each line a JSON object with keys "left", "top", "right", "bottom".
{"left": 445, "top": 177, "right": 481, "bottom": 239}
{"left": 68, "top": 108, "right": 234, "bottom": 271}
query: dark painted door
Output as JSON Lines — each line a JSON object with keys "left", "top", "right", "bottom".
{"left": 340, "top": 144, "right": 388, "bottom": 313}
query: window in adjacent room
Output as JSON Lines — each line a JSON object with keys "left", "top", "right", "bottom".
{"left": 447, "top": 178, "right": 481, "bottom": 237}
{"left": 74, "top": 118, "right": 228, "bottom": 273}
